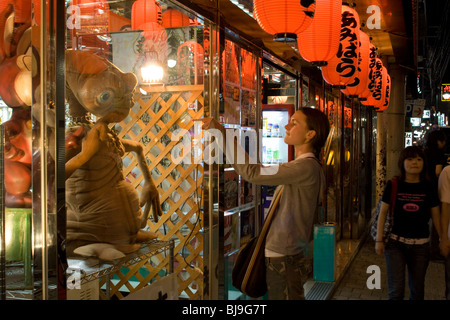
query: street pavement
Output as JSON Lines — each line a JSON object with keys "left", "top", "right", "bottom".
{"left": 330, "top": 237, "right": 447, "bottom": 300}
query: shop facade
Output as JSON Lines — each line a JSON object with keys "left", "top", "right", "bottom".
{"left": 0, "top": 0, "right": 377, "bottom": 300}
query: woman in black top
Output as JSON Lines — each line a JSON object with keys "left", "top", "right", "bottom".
{"left": 375, "top": 146, "right": 441, "bottom": 300}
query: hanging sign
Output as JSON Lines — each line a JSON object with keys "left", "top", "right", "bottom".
{"left": 441, "top": 84, "right": 450, "bottom": 101}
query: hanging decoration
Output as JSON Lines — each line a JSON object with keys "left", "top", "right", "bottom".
{"left": 375, "top": 68, "right": 390, "bottom": 112}
{"left": 341, "top": 31, "right": 371, "bottom": 97}
{"left": 381, "top": 72, "right": 391, "bottom": 111}
{"left": 177, "top": 40, "right": 204, "bottom": 85}
{"left": 253, "top": 0, "right": 315, "bottom": 42}
{"left": 161, "top": 7, "right": 190, "bottom": 28}
{"left": 131, "top": 0, "right": 162, "bottom": 30}
{"left": 361, "top": 58, "right": 386, "bottom": 108}
{"left": 297, "top": 0, "right": 341, "bottom": 65}
{"left": 358, "top": 43, "right": 377, "bottom": 101}
{"left": 321, "top": 5, "right": 360, "bottom": 87}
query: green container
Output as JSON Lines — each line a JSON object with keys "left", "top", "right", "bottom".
{"left": 5, "top": 208, "right": 32, "bottom": 287}
{"left": 313, "top": 223, "right": 335, "bottom": 282}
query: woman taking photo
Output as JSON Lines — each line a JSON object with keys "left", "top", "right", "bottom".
{"left": 202, "top": 107, "right": 330, "bottom": 300}
{"left": 375, "top": 146, "right": 441, "bottom": 300}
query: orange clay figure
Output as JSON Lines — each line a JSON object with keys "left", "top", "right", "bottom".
{"left": 0, "top": 3, "right": 33, "bottom": 208}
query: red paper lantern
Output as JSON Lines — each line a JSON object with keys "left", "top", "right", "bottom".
{"left": 162, "top": 8, "right": 190, "bottom": 28}
{"left": 253, "top": 0, "right": 315, "bottom": 41}
{"left": 358, "top": 43, "right": 377, "bottom": 101}
{"left": 297, "top": 0, "right": 341, "bottom": 64}
{"left": 132, "top": 0, "right": 162, "bottom": 30}
{"left": 382, "top": 72, "right": 391, "bottom": 110}
{"left": 361, "top": 58, "right": 385, "bottom": 108}
{"left": 375, "top": 68, "right": 390, "bottom": 112}
{"left": 321, "top": 5, "right": 361, "bottom": 87}
{"left": 177, "top": 40, "right": 204, "bottom": 85}
{"left": 341, "top": 31, "right": 371, "bottom": 97}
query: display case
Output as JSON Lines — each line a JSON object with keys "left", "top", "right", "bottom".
{"left": 219, "top": 36, "right": 262, "bottom": 300}
{"left": 0, "top": 0, "right": 220, "bottom": 300}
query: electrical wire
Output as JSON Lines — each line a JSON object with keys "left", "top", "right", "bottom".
{"left": 181, "top": 163, "right": 204, "bottom": 274}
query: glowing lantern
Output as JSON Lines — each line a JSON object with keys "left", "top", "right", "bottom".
{"left": 162, "top": 8, "right": 190, "bottom": 28}
{"left": 375, "top": 68, "right": 390, "bottom": 112}
{"left": 297, "top": 0, "right": 341, "bottom": 64}
{"left": 321, "top": 5, "right": 361, "bottom": 87}
{"left": 177, "top": 40, "right": 204, "bottom": 85}
{"left": 272, "top": 96, "right": 288, "bottom": 104}
{"left": 341, "top": 31, "right": 371, "bottom": 97}
{"left": 358, "top": 43, "right": 377, "bottom": 101}
{"left": 361, "top": 58, "right": 385, "bottom": 108}
{"left": 131, "top": 0, "right": 162, "bottom": 30}
{"left": 253, "top": 0, "right": 315, "bottom": 42}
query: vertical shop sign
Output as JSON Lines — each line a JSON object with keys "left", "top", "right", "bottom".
{"left": 337, "top": 9, "right": 359, "bottom": 79}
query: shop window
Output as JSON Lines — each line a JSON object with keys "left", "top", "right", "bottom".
{"left": 64, "top": 0, "right": 206, "bottom": 300}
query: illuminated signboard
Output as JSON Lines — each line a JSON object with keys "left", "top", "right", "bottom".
{"left": 441, "top": 84, "right": 450, "bottom": 101}
{"left": 411, "top": 117, "right": 421, "bottom": 126}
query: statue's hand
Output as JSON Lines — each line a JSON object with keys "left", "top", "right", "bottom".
{"left": 139, "top": 178, "right": 163, "bottom": 226}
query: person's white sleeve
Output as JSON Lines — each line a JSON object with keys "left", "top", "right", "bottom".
{"left": 438, "top": 166, "right": 450, "bottom": 204}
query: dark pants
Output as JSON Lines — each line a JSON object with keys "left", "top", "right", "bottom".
{"left": 445, "top": 254, "right": 450, "bottom": 300}
{"left": 265, "top": 252, "right": 312, "bottom": 300}
{"left": 384, "top": 240, "right": 430, "bottom": 300}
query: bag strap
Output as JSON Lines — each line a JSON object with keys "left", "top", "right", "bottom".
{"left": 241, "top": 186, "right": 283, "bottom": 293}
{"left": 389, "top": 177, "right": 398, "bottom": 216}
{"left": 259, "top": 185, "right": 284, "bottom": 241}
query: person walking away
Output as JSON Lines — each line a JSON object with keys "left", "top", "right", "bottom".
{"left": 375, "top": 146, "right": 441, "bottom": 300}
{"left": 425, "top": 130, "right": 447, "bottom": 260}
{"left": 438, "top": 165, "right": 450, "bottom": 300}
{"left": 202, "top": 107, "right": 330, "bottom": 300}
{"left": 424, "top": 130, "right": 447, "bottom": 184}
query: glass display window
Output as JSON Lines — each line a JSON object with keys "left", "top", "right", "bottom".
{"left": 0, "top": 0, "right": 216, "bottom": 301}
{"left": 63, "top": 0, "right": 209, "bottom": 300}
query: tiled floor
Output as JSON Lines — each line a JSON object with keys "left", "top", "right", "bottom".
{"left": 305, "top": 238, "right": 363, "bottom": 300}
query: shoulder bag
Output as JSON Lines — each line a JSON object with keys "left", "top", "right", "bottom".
{"left": 370, "top": 177, "right": 398, "bottom": 244}
{"left": 232, "top": 186, "right": 283, "bottom": 298}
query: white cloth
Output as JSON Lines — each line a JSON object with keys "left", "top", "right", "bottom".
{"left": 438, "top": 165, "right": 450, "bottom": 239}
